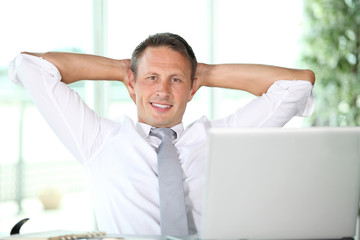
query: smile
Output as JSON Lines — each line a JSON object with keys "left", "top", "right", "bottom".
{"left": 151, "top": 103, "right": 172, "bottom": 109}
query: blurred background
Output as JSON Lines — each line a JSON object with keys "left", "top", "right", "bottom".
{"left": 0, "top": 0, "right": 359, "bottom": 234}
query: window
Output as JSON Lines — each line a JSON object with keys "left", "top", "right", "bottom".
{"left": 105, "top": 0, "right": 210, "bottom": 126}
{"left": 104, "top": 0, "right": 305, "bottom": 126}
{"left": 0, "top": 0, "right": 305, "bottom": 233}
{"left": 211, "top": 0, "right": 305, "bottom": 121}
{"left": 0, "top": 0, "right": 94, "bottom": 232}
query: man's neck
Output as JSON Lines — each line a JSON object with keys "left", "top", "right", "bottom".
{"left": 136, "top": 121, "right": 184, "bottom": 138}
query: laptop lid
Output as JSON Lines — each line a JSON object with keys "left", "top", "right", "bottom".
{"left": 200, "top": 127, "right": 360, "bottom": 240}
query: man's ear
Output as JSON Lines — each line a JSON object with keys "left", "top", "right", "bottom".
{"left": 188, "top": 77, "right": 198, "bottom": 102}
{"left": 127, "top": 70, "right": 136, "bottom": 103}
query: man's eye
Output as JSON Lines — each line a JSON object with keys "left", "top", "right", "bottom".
{"left": 172, "top": 78, "right": 182, "bottom": 83}
{"left": 148, "top": 76, "right": 158, "bottom": 80}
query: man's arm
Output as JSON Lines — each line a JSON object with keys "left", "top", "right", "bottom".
{"left": 10, "top": 53, "right": 132, "bottom": 163}
{"left": 23, "top": 52, "right": 135, "bottom": 101}
{"left": 195, "top": 63, "right": 315, "bottom": 96}
{"left": 22, "top": 52, "right": 130, "bottom": 85}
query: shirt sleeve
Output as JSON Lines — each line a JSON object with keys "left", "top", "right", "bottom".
{"left": 8, "top": 53, "right": 117, "bottom": 164}
{"left": 211, "top": 80, "right": 315, "bottom": 128}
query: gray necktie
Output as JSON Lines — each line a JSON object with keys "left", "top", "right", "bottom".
{"left": 150, "top": 128, "right": 189, "bottom": 236}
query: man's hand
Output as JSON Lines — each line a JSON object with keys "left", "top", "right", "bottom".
{"left": 120, "top": 59, "right": 136, "bottom": 103}
{"left": 193, "top": 62, "right": 208, "bottom": 92}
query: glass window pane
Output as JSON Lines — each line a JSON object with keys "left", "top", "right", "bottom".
{"left": 0, "top": 0, "right": 94, "bottom": 232}
{"left": 106, "top": 0, "right": 209, "bottom": 125}
{"left": 212, "top": 0, "right": 305, "bottom": 125}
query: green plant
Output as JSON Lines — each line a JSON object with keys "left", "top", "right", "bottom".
{"left": 300, "top": 0, "right": 360, "bottom": 126}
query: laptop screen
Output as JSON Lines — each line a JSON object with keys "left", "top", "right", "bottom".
{"left": 200, "top": 127, "right": 360, "bottom": 240}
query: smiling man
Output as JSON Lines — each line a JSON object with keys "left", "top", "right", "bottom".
{"left": 129, "top": 46, "right": 197, "bottom": 128}
{"left": 9, "top": 33, "right": 315, "bottom": 236}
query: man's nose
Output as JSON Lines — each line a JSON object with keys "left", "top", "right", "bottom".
{"left": 156, "top": 80, "right": 171, "bottom": 96}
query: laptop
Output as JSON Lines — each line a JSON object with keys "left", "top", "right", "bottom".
{"left": 200, "top": 127, "right": 360, "bottom": 240}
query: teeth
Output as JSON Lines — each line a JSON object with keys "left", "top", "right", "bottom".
{"left": 152, "top": 103, "right": 171, "bottom": 109}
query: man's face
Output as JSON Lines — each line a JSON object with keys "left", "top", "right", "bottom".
{"left": 129, "top": 46, "right": 197, "bottom": 128}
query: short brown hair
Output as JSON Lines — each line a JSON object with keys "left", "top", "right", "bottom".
{"left": 131, "top": 33, "right": 197, "bottom": 85}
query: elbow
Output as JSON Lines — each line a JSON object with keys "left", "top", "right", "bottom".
{"left": 304, "top": 69, "right": 315, "bottom": 85}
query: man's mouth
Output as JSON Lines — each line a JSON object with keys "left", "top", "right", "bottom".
{"left": 151, "top": 102, "right": 172, "bottom": 110}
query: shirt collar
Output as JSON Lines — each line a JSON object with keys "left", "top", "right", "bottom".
{"left": 136, "top": 122, "right": 184, "bottom": 139}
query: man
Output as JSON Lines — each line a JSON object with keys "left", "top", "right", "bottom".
{"left": 9, "top": 33, "right": 315, "bottom": 236}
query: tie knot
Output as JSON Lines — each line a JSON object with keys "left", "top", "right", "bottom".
{"left": 150, "top": 128, "right": 176, "bottom": 141}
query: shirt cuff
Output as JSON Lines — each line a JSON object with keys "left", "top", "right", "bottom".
{"left": 8, "top": 53, "right": 61, "bottom": 88}
{"left": 8, "top": 54, "right": 25, "bottom": 87}
{"left": 269, "top": 80, "right": 316, "bottom": 117}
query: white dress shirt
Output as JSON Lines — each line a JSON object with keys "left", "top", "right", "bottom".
{"left": 9, "top": 54, "right": 315, "bottom": 235}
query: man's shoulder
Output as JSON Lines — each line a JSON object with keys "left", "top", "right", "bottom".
{"left": 185, "top": 115, "right": 211, "bottom": 130}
